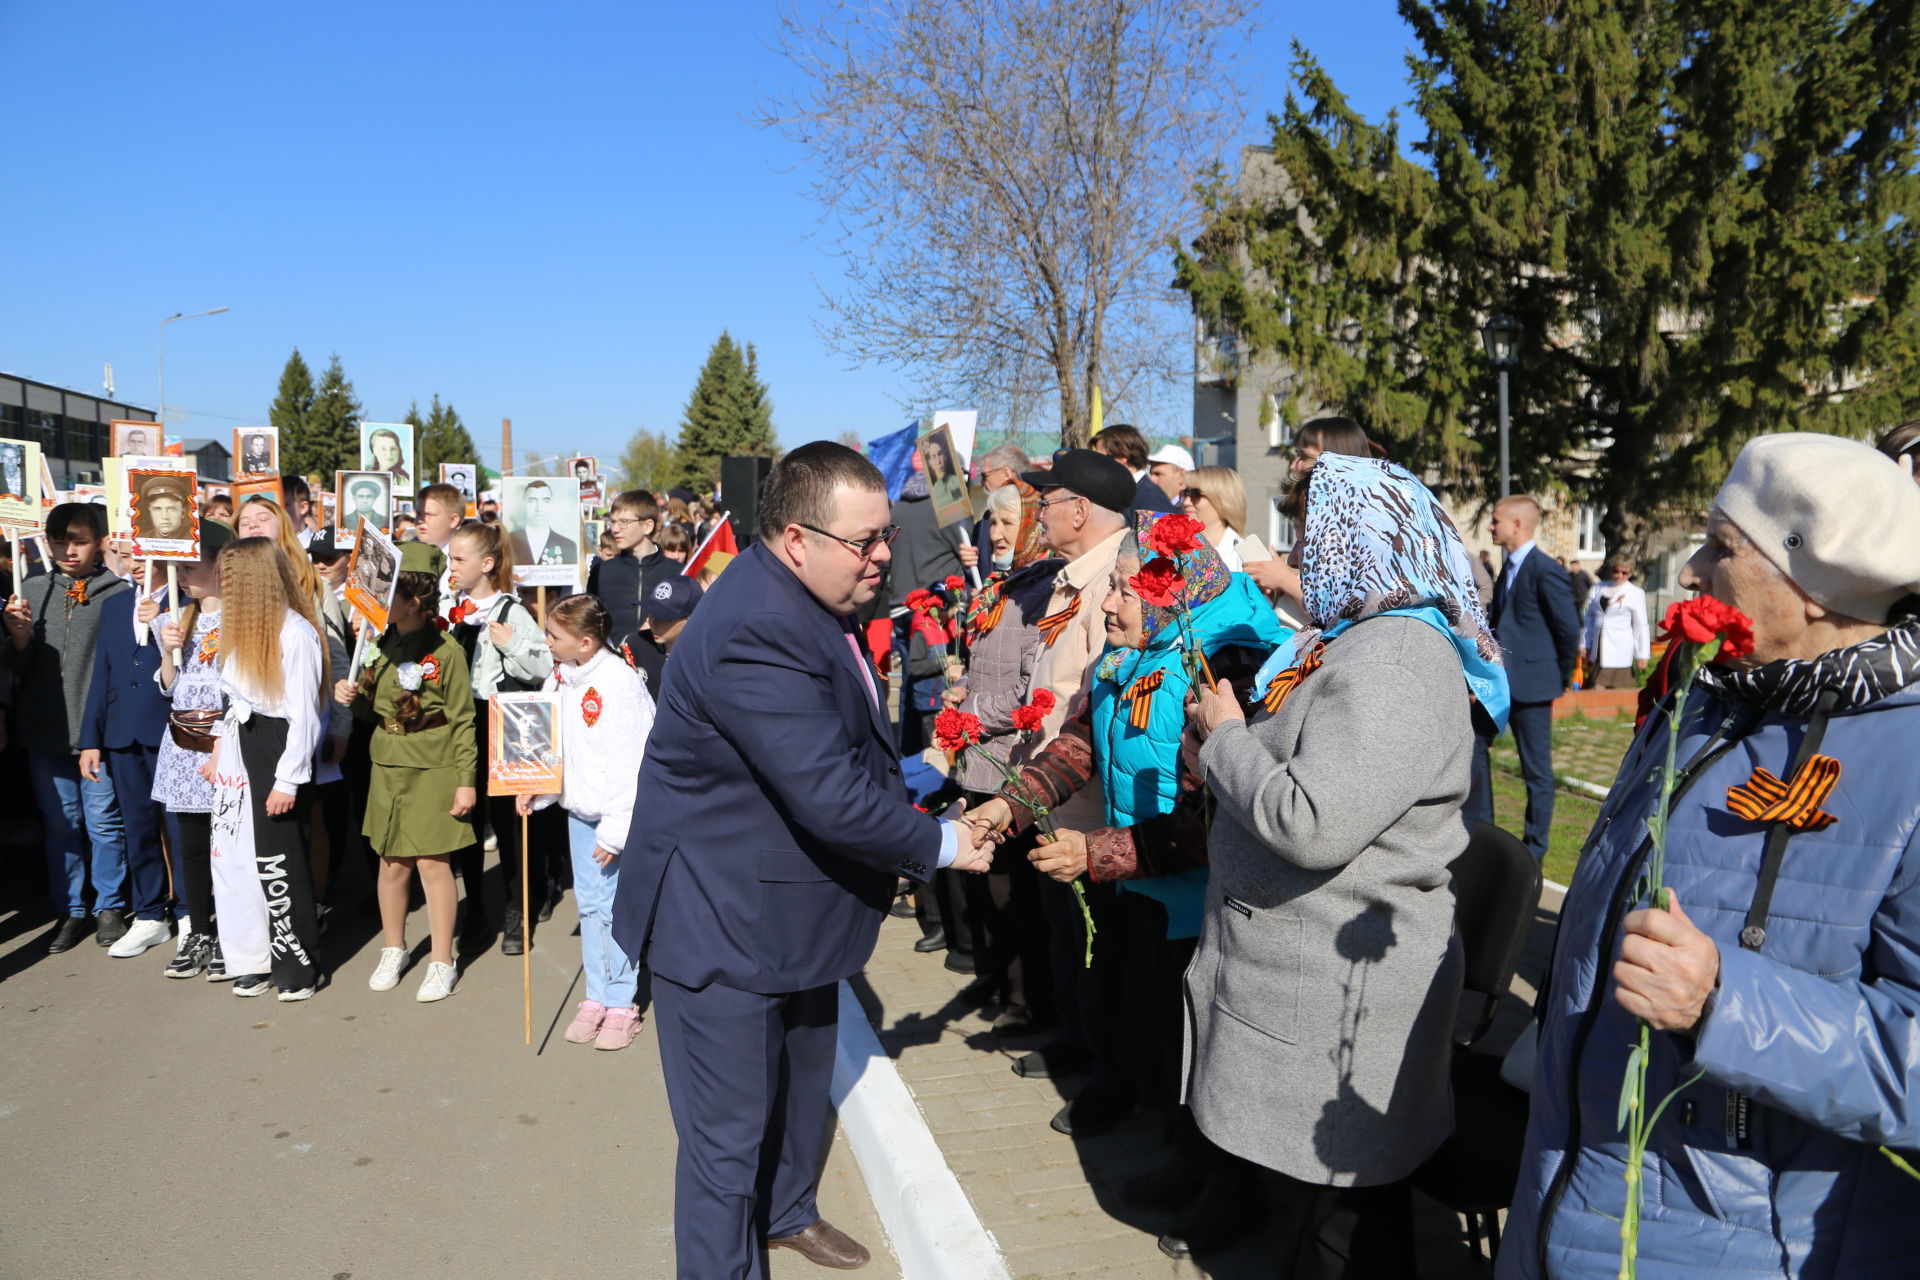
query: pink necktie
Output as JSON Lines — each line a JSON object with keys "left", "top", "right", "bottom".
{"left": 846, "top": 631, "right": 880, "bottom": 710}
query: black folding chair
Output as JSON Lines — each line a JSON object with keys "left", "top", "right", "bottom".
{"left": 1412, "top": 821, "right": 1542, "bottom": 1263}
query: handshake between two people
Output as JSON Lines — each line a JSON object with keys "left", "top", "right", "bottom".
{"left": 944, "top": 796, "right": 1090, "bottom": 885}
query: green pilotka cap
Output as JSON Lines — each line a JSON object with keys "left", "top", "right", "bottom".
{"left": 399, "top": 540, "right": 445, "bottom": 578}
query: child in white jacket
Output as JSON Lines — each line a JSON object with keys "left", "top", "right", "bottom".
{"left": 520, "top": 594, "right": 656, "bottom": 1050}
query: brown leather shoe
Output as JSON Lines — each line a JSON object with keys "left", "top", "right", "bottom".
{"left": 767, "top": 1219, "right": 871, "bottom": 1270}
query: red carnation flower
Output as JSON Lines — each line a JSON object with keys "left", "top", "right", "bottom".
{"left": 906, "top": 588, "right": 941, "bottom": 615}
{"left": 1028, "top": 688, "right": 1056, "bottom": 714}
{"left": 1147, "top": 513, "right": 1207, "bottom": 558}
{"left": 1011, "top": 702, "right": 1047, "bottom": 733}
{"left": 1130, "top": 558, "right": 1186, "bottom": 609}
{"left": 944, "top": 575, "right": 965, "bottom": 591}
{"left": 1660, "top": 596, "right": 1755, "bottom": 661}
{"left": 932, "top": 708, "right": 984, "bottom": 753}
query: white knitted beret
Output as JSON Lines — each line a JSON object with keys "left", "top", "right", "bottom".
{"left": 1714, "top": 432, "right": 1920, "bottom": 623}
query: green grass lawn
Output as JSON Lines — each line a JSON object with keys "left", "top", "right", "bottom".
{"left": 1490, "top": 768, "right": 1601, "bottom": 887}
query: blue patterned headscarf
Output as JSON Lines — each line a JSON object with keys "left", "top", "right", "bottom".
{"left": 1259, "top": 453, "right": 1509, "bottom": 730}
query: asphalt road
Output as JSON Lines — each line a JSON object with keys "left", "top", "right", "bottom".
{"left": 0, "top": 871, "right": 896, "bottom": 1280}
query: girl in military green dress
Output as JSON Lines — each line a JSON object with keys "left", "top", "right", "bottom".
{"left": 331, "top": 541, "right": 477, "bottom": 1003}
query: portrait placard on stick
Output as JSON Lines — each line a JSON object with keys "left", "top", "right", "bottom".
{"left": 336, "top": 470, "right": 393, "bottom": 539}
{"left": 0, "top": 437, "right": 42, "bottom": 531}
{"left": 440, "top": 462, "right": 479, "bottom": 517}
{"left": 344, "top": 518, "right": 399, "bottom": 633}
{"left": 359, "top": 423, "right": 415, "bottom": 491}
{"left": 502, "top": 475, "right": 583, "bottom": 588}
{"left": 917, "top": 424, "right": 973, "bottom": 529}
{"left": 128, "top": 468, "right": 201, "bottom": 561}
{"left": 233, "top": 428, "right": 279, "bottom": 479}
{"left": 488, "top": 692, "right": 563, "bottom": 796}
{"left": 109, "top": 420, "right": 163, "bottom": 460}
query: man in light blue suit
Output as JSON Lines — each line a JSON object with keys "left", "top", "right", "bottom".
{"left": 612, "top": 442, "right": 992, "bottom": 1279}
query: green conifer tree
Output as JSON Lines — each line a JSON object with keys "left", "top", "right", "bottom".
{"left": 1175, "top": 0, "right": 1920, "bottom": 556}
{"left": 674, "top": 332, "right": 779, "bottom": 491}
{"left": 269, "top": 348, "right": 318, "bottom": 476}
{"left": 417, "top": 395, "right": 480, "bottom": 489}
{"left": 304, "top": 354, "right": 363, "bottom": 486}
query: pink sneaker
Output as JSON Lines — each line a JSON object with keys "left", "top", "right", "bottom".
{"left": 564, "top": 1000, "right": 606, "bottom": 1044}
{"left": 594, "top": 1006, "right": 643, "bottom": 1051}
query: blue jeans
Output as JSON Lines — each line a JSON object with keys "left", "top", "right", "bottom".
{"left": 567, "top": 814, "right": 639, "bottom": 1009}
{"left": 28, "top": 751, "right": 129, "bottom": 917}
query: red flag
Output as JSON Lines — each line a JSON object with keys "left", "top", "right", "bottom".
{"left": 683, "top": 513, "right": 738, "bottom": 578}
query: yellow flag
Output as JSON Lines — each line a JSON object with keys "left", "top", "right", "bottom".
{"left": 1089, "top": 384, "right": 1104, "bottom": 438}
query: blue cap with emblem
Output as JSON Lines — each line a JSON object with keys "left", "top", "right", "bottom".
{"left": 643, "top": 574, "right": 704, "bottom": 624}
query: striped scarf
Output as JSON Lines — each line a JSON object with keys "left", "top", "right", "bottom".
{"left": 1696, "top": 616, "right": 1920, "bottom": 717}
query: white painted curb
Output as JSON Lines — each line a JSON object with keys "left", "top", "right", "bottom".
{"left": 832, "top": 981, "right": 1012, "bottom": 1280}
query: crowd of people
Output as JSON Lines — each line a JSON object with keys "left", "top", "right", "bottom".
{"left": 6, "top": 416, "right": 1920, "bottom": 1278}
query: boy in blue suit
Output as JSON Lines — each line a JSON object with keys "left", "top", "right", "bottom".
{"left": 79, "top": 542, "right": 176, "bottom": 958}
{"left": 612, "top": 443, "right": 992, "bottom": 1278}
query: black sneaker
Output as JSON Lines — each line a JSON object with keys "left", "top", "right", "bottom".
{"left": 206, "top": 938, "right": 231, "bottom": 982}
{"left": 164, "top": 934, "right": 210, "bottom": 979}
{"left": 232, "top": 973, "right": 271, "bottom": 997}
{"left": 501, "top": 908, "right": 524, "bottom": 957}
{"left": 95, "top": 908, "right": 130, "bottom": 947}
{"left": 1049, "top": 1087, "right": 1134, "bottom": 1138}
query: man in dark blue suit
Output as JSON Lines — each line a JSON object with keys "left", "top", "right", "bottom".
{"left": 78, "top": 550, "right": 178, "bottom": 958}
{"left": 612, "top": 443, "right": 992, "bottom": 1279}
{"left": 1481, "top": 495, "right": 1582, "bottom": 859}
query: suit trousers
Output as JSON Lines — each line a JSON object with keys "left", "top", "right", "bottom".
{"left": 651, "top": 973, "right": 839, "bottom": 1280}
{"left": 1507, "top": 700, "right": 1557, "bottom": 859}
{"left": 108, "top": 743, "right": 169, "bottom": 920}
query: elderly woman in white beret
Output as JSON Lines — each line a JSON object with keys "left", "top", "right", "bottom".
{"left": 1504, "top": 432, "right": 1920, "bottom": 1279}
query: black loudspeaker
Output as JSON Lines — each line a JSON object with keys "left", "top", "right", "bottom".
{"left": 720, "top": 455, "right": 774, "bottom": 547}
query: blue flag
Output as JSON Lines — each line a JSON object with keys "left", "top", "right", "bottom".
{"left": 868, "top": 421, "right": 919, "bottom": 502}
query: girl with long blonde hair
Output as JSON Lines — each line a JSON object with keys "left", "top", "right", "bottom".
{"left": 203, "top": 536, "right": 329, "bottom": 1000}
{"left": 237, "top": 495, "right": 353, "bottom": 908}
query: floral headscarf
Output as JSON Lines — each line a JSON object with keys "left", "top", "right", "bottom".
{"left": 1125, "top": 511, "right": 1234, "bottom": 650}
{"left": 964, "top": 480, "right": 1050, "bottom": 639}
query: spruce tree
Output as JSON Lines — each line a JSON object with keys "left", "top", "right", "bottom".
{"left": 303, "top": 354, "right": 363, "bottom": 485}
{"left": 269, "top": 349, "right": 317, "bottom": 475}
{"left": 418, "top": 395, "right": 479, "bottom": 487}
{"left": 1174, "top": 0, "right": 1920, "bottom": 556}
{"left": 673, "top": 332, "right": 779, "bottom": 491}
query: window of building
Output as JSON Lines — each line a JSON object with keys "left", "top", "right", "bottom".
{"left": 1264, "top": 393, "right": 1288, "bottom": 450}
{"left": 1269, "top": 494, "right": 1295, "bottom": 553}
{"left": 1575, "top": 504, "right": 1604, "bottom": 557}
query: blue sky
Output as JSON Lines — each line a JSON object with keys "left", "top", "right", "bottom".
{"left": 0, "top": 1, "right": 1416, "bottom": 471}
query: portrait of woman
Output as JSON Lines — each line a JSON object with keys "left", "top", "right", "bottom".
{"left": 362, "top": 425, "right": 411, "bottom": 486}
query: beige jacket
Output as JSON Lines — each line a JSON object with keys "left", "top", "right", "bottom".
{"left": 1022, "top": 528, "right": 1125, "bottom": 830}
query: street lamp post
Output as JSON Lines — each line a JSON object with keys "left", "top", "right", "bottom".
{"left": 156, "top": 307, "right": 231, "bottom": 432}
{"left": 1481, "top": 314, "right": 1522, "bottom": 499}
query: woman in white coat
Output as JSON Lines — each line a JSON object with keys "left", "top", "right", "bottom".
{"left": 1579, "top": 562, "right": 1649, "bottom": 688}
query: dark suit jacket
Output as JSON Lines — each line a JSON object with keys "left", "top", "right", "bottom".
{"left": 79, "top": 591, "right": 168, "bottom": 751}
{"left": 1130, "top": 474, "right": 1179, "bottom": 520}
{"left": 508, "top": 528, "right": 577, "bottom": 568}
{"left": 611, "top": 541, "right": 943, "bottom": 994}
{"left": 1492, "top": 548, "right": 1582, "bottom": 704}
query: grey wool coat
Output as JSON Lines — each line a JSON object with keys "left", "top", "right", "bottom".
{"left": 1189, "top": 615, "right": 1471, "bottom": 1187}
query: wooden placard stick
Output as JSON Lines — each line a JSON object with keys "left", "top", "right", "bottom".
{"left": 166, "top": 564, "right": 182, "bottom": 667}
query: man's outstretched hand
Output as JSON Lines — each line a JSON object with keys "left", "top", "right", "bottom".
{"left": 946, "top": 799, "right": 994, "bottom": 873}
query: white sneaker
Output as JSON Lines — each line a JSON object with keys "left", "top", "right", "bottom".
{"left": 368, "top": 946, "right": 409, "bottom": 992}
{"left": 415, "top": 960, "right": 458, "bottom": 1003}
{"left": 108, "top": 917, "right": 173, "bottom": 959}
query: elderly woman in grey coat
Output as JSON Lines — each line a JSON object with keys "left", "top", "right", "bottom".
{"left": 1187, "top": 452, "right": 1511, "bottom": 1278}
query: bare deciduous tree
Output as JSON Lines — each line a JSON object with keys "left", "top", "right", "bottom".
{"left": 760, "top": 0, "right": 1257, "bottom": 446}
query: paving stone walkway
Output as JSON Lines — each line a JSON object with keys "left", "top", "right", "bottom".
{"left": 854, "top": 881, "right": 1564, "bottom": 1279}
